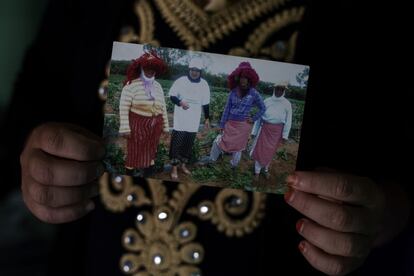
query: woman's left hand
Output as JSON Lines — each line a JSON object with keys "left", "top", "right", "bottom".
{"left": 285, "top": 171, "right": 386, "bottom": 275}
{"left": 161, "top": 131, "right": 169, "bottom": 141}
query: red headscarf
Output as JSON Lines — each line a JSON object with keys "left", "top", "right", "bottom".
{"left": 227, "top": 62, "right": 260, "bottom": 90}
{"left": 123, "top": 51, "right": 167, "bottom": 86}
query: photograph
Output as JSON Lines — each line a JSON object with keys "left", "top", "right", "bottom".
{"left": 103, "top": 42, "right": 309, "bottom": 194}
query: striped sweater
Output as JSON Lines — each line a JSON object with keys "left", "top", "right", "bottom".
{"left": 119, "top": 79, "right": 169, "bottom": 134}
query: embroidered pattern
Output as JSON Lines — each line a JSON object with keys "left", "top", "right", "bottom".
{"left": 135, "top": 0, "right": 160, "bottom": 46}
{"left": 124, "top": 0, "right": 305, "bottom": 61}
{"left": 99, "top": 175, "right": 266, "bottom": 274}
{"left": 98, "top": 1, "right": 306, "bottom": 274}
{"left": 153, "top": 0, "right": 290, "bottom": 50}
{"left": 187, "top": 188, "right": 267, "bottom": 237}
{"left": 229, "top": 7, "right": 305, "bottom": 61}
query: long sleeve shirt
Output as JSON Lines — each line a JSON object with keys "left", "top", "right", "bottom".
{"left": 119, "top": 79, "right": 169, "bottom": 134}
{"left": 168, "top": 76, "right": 210, "bottom": 132}
{"left": 219, "top": 88, "right": 265, "bottom": 128}
{"left": 252, "top": 96, "right": 292, "bottom": 139}
{"left": 170, "top": 95, "right": 210, "bottom": 120}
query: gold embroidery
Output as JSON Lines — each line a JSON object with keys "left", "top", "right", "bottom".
{"left": 152, "top": 0, "right": 200, "bottom": 49}
{"left": 120, "top": 1, "right": 305, "bottom": 61}
{"left": 120, "top": 215, "right": 203, "bottom": 275}
{"left": 98, "top": 79, "right": 109, "bottom": 102}
{"left": 168, "top": 181, "right": 201, "bottom": 223}
{"left": 119, "top": 26, "right": 139, "bottom": 43}
{"left": 204, "top": 0, "right": 230, "bottom": 12}
{"left": 187, "top": 188, "right": 266, "bottom": 237}
{"left": 147, "top": 179, "right": 169, "bottom": 207}
{"left": 99, "top": 173, "right": 151, "bottom": 212}
{"left": 99, "top": 175, "right": 267, "bottom": 274}
{"left": 134, "top": 0, "right": 160, "bottom": 46}
{"left": 98, "top": 2, "right": 306, "bottom": 274}
{"left": 229, "top": 7, "right": 305, "bottom": 61}
{"left": 153, "top": 0, "right": 291, "bottom": 50}
{"left": 261, "top": 31, "right": 299, "bottom": 62}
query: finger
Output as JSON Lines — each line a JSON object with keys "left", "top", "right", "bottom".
{"left": 64, "top": 123, "right": 103, "bottom": 141}
{"left": 298, "top": 240, "right": 363, "bottom": 276}
{"left": 296, "top": 219, "right": 372, "bottom": 258}
{"left": 23, "top": 195, "right": 95, "bottom": 224}
{"left": 27, "top": 149, "right": 104, "bottom": 186}
{"left": 30, "top": 123, "right": 105, "bottom": 161}
{"left": 285, "top": 188, "right": 376, "bottom": 234}
{"left": 26, "top": 177, "right": 99, "bottom": 208}
{"left": 287, "top": 171, "right": 379, "bottom": 206}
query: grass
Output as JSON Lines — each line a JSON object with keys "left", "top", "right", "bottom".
{"left": 191, "top": 160, "right": 253, "bottom": 190}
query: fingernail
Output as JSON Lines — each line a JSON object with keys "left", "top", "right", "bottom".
{"left": 298, "top": 241, "right": 307, "bottom": 254}
{"left": 284, "top": 187, "right": 296, "bottom": 203}
{"left": 286, "top": 174, "right": 298, "bottom": 186}
{"left": 86, "top": 201, "right": 95, "bottom": 212}
{"left": 296, "top": 219, "right": 305, "bottom": 234}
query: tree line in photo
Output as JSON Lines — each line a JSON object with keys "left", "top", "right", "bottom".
{"left": 110, "top": 59, "right": 308, "bottom": 101}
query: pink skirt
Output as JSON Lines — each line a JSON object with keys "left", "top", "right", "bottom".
{"left": 251, "top": 122, "right": 283, "bottom": 167}
{"left": 219, "top": 120, "right": 252, "bottom": 153}
{"left": 126, "top": 112, "right": 163, "bottom": 169}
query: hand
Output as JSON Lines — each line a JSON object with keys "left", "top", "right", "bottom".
{"left": 20, "top": 123, "right": 106, "bottom": 224}
{"left": 284, "top": 171, "right": 385, "bottom": 275}
{"left": 246, "top": 117, "right": 254, "bottom": 124}
{"left": 180, "top": 100, "right": 190, "bottom": 110}
{"left": 161, "top": 131, "right": 170, "bottom": 141}
{"left": 204, "top": 119, "right": 210, "bottom": 130}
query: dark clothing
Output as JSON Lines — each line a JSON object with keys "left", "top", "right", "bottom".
{"left": 170, "top": 95, "right": 181, "bottom": 106}
{"left": 0, "top": 1, "right": 412, "bottom": 276}
{"left": 169, "top": 130, "right": 196, "bottom": 165}
{"left": 202, "top": 104, "right": 209, "bottom": 120}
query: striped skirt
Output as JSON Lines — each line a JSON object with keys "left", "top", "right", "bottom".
{"left": 219, "top": 120, "right": 252, "bottom": 153}
{"left": 251, "top": 122, "right": 284, "bottom": 167}
{"left": 125, "top": 112, "right": 163, "bottom": 169}
{"left": 169, "top": 130, "right": 196, "bottom": 164}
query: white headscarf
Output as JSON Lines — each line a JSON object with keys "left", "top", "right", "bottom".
{"left": 141, "top": 69, "right": 155, "bottom": 100}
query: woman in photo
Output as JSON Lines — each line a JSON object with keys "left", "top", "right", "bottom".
{"left": 250, "top": 81, "right": 292, "bottom": 180}
{"left": 168, "top": 57, "right": 211, "bottom": 180}
{"left": 209, "top": 62, "right": 265, "bottom": 170}
{"left": 118, "top": 51, "right": 169, "bottom": 176}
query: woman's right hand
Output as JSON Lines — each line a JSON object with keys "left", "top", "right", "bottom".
{"left": 20, "top": 123, "right": 105, "bottom": 224}
{"left": 180, "top": 100, "right": 190, "bottom": 110}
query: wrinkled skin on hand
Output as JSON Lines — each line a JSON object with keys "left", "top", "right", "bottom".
{"left": 285, "top": 171, "right": 386, "bottom": 275}
{"left": 20, "top": 123, "right": 105, "bottom": 224}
